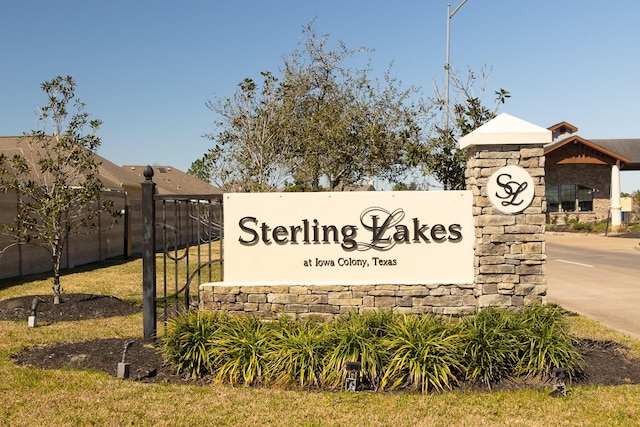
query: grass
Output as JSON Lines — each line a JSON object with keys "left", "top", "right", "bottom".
{"left": 1, "top": 259, "right": 640, "bottom": 426}
{"left": 546, "top": 218, "right": 640, "bottom": 234}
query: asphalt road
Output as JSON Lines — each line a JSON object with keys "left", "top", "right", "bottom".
{"left": 546, "top": 232, "right": 640, "bottom": 339}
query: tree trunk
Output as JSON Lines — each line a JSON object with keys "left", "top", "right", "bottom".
{"left": 52, "top": 248, "right": 62, "bottom": 304}
{"left": 52, "top": 277, "right": 61, "bottom": 305}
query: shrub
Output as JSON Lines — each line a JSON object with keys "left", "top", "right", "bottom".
{"left": 570, "top": 221, "right": 593, "bottom": 232}
{"left": 161, "top": 306, "right": 583, "bottom": 393}
{"left": 211, "top": 314, "right": 275, "bottom": 386}
{"left": 381, "top": 314, "right": 463, "bottom": 393}
{"left": 268, "top": 318, "right": 330, "bottom": 389}
{"left": 589, "top": 220, "right": 609, "bottom": 233}
{"left": 322, "top": 310, "right": 394, "bottom": 390}
{"left": 162, "top": 310, "right": 228, "bottom": 378}
{"left": 459, "top": 308, "right": 521, "bottom": 387}
{"left": 514, "top": 305, "right": 583, "bottom": 378}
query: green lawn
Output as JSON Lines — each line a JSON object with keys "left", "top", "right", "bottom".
{"left": 0, "top": 259, "right": 639, "bottom": 426}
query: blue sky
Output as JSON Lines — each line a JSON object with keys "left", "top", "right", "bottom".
{"left": 2, "top": 0, "right": 639, "bottom": 192}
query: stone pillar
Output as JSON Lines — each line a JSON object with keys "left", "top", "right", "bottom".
{"left": 610, "top": 162, "right": 622, "bottom": 231}
{"left": 460, "top": 114, "right": 551, "bottom": 308}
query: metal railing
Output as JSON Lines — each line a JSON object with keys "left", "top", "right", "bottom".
{"left": 157, "top": 194, "right": 223, "bottom": 320}
{"left": 141, "top": 166, "right": 223, "bottom": 341}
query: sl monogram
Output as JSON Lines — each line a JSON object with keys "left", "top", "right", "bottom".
{"left": 494, "top": 173, "right": 528, "bottom": 207}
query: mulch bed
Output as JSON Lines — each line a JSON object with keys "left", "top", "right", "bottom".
{"left": 0, "top": 293, "right": 141, "bottom": 324}
{"left": 3, "top": 294, "right": 640, "bottom": 389}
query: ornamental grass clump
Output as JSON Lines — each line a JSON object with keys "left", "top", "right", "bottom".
{"left": 514, "top": 304, "right": 583, "bottom": 379}
{"left": 267, "top": 317, "right": 331, "bottom": 389}
{"left": 380, "top": 314, "right": 463, "bottom": 393}
{"left": 322, "top": 310, "right": 394, "bottom": 390}
{"left": 162, "top": 309, "right": 229, "bottom": 378}
{"left": 459, "top": 307, "right": 522, "bottom": 387}
{"left": 211, "top": 314, "right": 276, "bottom": 386}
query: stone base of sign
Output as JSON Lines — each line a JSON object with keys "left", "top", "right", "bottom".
{"left": 200, "top": 283, "right": 478, "bottom": 320}
{"left": 198, "top": 114, "right": 550, "bottom": 319}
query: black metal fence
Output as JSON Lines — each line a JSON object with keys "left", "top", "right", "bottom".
{"left": 141, "top": 166, "right": 223, "bottom": 341}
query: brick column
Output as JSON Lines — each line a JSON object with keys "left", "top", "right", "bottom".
{"left": 460, "top": 114, "right": 551, "bottom": 308}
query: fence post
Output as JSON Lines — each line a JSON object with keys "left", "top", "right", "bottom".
{"left": 141, "top": 166, "right": 157, "bottom": 342}
{"left": 123, "top": 203, "right": 130, "bottom": 260}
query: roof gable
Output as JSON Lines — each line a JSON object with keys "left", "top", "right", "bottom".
{"left": 544, "top": 135, "right": 630, "bottom": 166}
{"left": 0, "top": 135, "right": 130, "bottom": 190}
{"left": 548, "top": 121, "right": 578, "bottom": 137}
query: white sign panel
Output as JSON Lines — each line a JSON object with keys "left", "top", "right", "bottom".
{"left": 223, "top": 191, "right": 474, "bottom": 285}
{"left": 487, "top": 165, "right": 535, "bottom": 214}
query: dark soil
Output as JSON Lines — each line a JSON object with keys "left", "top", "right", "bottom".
{"left": 0, "top": 294, "right": 141, "bottom": 324}
{"left": 3, "top": 294, "right": 640, "bottom": 390}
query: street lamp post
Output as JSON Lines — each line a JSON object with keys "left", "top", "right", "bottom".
{"left": 445, "top": 0, "right": 469, "bottom": 131}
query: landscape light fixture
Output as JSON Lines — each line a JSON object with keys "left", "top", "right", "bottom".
{"left": 344, "top": 361, "right": 361, "bottom": 391}
{"left": 117, "top": 339, "right": 135, "bottom": 379}
{"left": 28, "top": 297, "right": 40, "bottom": 328}
{"left": 550, "top": 366, "right": 567, "bottom": 397}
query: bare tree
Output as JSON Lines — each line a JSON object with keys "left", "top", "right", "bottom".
{"left": 408, "top": 66, "right": 510, "bottom": 190}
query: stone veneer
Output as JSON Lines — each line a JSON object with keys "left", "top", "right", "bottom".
{"left": 200, "top": 115, "right": 549, "bottom": 318}
{"left": 200, "top": 283, "right": 478, "bottom": 321}
{"left": 465, "top": 144, "right": 547, "bottom": 308}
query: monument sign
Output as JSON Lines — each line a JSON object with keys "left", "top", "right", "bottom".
{"left": 223, "top": 191, "right": 474, "bottom": 285}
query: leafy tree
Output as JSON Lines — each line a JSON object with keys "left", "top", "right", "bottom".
{"left": 392, "top": 181, "right": 419, "bottom": 191}
{"left": 187, "top": 156, "right": 214, "bottom": 184}
{"left": 277, "top": 23, "right": 425, "bottom": 191}
{"left": 631, "top": 191, "right": 640, "bottom": 223}
{"left": 0, "top": 76, "right": 112, "bottom": 304}
{"left": 409, "top": 67, "right": 510, "bottom": 190}
{"left": 191, "top": 71, "right": 291, "bottom": 192}
{"left": 192, "top": 22, "right": 426, "bottom": 192}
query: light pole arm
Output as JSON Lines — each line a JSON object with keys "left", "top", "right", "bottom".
{"left": 450, "top": 0, "right": 469, "bottom": 19}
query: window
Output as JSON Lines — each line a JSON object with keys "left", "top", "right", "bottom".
{"left": 546, "top": 184, "right": 593, "bottom": 212}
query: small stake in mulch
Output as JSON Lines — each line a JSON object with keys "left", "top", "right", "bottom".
{"left": 344, "top": 361, "right": 361, "bottom": 392}
{"left": 27, "top": 297, "right": 40, "bottom": 328}
{"left": 117, "top": 340, "right": 135, "bottom": 379}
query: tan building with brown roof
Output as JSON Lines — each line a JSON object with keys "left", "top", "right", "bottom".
{"left": 124, "top": 165, "right": 223, "bottom": 195}
{"left": 0, "top": 136, "right": 221, "bottom": 279}
{"left": 544, "top": 122, "right": 640, "bottom": 226}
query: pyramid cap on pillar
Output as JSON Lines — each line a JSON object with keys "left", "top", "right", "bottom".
{"left": 459, "top": 113, "right": 552, "bottom": 149}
